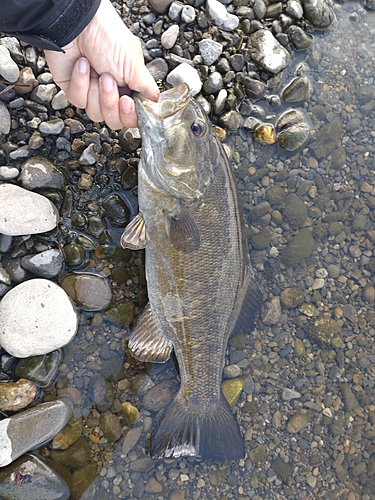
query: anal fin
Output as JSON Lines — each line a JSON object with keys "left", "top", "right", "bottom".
{"left": 129, "top": 303, "right": 172, "bottom": 363}
{"left": 121, "top": 212, "right": 149, "bottom": 250}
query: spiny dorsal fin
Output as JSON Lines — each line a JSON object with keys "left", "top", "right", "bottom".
{"left": 120, "top": 212, "right": 149, "bottom": 250}
{"left": 164, "top": 205, "right": 200, "bottom": 254}
{"left": 129, "top": 303, "right": 172, "bottom": 363}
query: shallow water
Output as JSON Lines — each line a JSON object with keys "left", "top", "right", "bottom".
{"left": 9, "top": 2, "right": 375, "bottom": 499}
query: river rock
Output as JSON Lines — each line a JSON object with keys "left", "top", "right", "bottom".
{"left": 0, "top": 400, "right": 72, "bottom": 467}
{"left": 287, "top": 25, "right": 314, "bottom": 50}
{"left": 0, "top": 279, "right": 78, "bottom": 358}
{"left": 247, "top": 29, "right": 290, "bottom": 75}
{"left": 0, "top": 45, "right": 19, "bottom": 82}
{"left": 20, "top": 248, "right": 64, "bottom": 279}
{"left": 282, "top": 75, "right": 312, "bottom": 102}
{"left": 280, "top": 229, "right": 315, "bottom": 267}
{"left": 166, "top": 63, "right": 202, "bottom": 96}
{"left": 286, "top": 412, "right": 311, "bottom": 433}
{"left": 206, "top": 0, "right": 239, "bottom": 30}
{"left": 198, "top": 39, "right": 223, "bottom": 66}
{"left": 308, "top": 317, "right": 340, "bottom": 345}
{"left": 20, "top": 155, "right": 67, "bottom": 190}
{"left": 0, "top": 184, "right": 59, "bottom": 236}
{"left": 142, "top": 380, "right": 179, "bottom": 411}
{"left": 280, "top": 287, "right": 305, "bottom": 308}
{"left": 0, "top": 100, "right": 11, "bottom": 137}
{"left": 0, "top": 378, "right": 37, "bottom": 412}
{"left": 59, "top": 272, "right": 112, "bottom": 312}
{"left": 161, "top": 24, "right": 179, "bottom": 49}
{"left": 300, "top": 0, "right": 335, "bottom": 29}
{"left": 0, "top": 453, "right": 70, "bottom": 500}
{"left": 15, "top": 350, "right": 62, "bottom": 387}
{"left": 310, "top": 116, "right": 343, "bottom": 159}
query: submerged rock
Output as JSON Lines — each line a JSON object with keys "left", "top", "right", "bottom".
{"left": 15, "top": 350, "right": 62, "bottom": 388}
{"left": 0, "top": 453, "right": 70, "bottom": 500}
{"left": 59, "top": 272, "right": 112, "bottom": 312}
{"left": 0, "top": 378, "right": 37, "bottom": 412}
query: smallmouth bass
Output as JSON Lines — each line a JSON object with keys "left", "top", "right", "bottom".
{"left": 121, "top": 83, "right": 262, "bottom": 461}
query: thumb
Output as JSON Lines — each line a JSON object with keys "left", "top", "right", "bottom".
{"left": 129, "top": 66, "right": 160, "bottom": 102}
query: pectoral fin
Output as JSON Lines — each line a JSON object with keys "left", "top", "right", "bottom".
{"left": 120, "top": 213, "right": 149, "bottom": 250}
{"left": 129, "top": 303, "right": 172, "bottom": 363}
{"left": 164, "top": 205, "right": 200, "bottom": 253}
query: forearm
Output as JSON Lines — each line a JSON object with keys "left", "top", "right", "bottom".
{"left": 0, "top": 0, "right": 101, "bottom": 52}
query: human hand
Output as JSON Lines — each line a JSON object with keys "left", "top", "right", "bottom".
{"left": 44, "top": 0, "right": 160, "bottom": 129}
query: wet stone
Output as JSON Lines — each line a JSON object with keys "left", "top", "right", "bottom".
{"left": 283, "top": 193, "right": 307, "bottom": 227}
{"left": 282, "top": 388, "right": 301, "bottom": 401}
{"left": 0, "top": 453, "right": 70, "bottom": 500}
{"left": 51, "top": 416, "right": 83, "bottom": 450}
{"left": 0, "top": 279, "right": 78, "bottom": 358}
{"left": 15, "top": 350, "right": 62, "bottom": 388}
{"left": 104, "top": 301, "right": 135, "bottom": 328}
{"left": 166, "top": 63, "right": 202, "bottom": 96}
{"left": 310, "top": 116, "right": 344, "bottom": 159}
{"left": 341, "top": 383, "right": 359, "bottom": 412}
{"left": 261, "top": 296, "right": 282, "bottom": 325}
{"left": 0, "top": 184, "right": 59, "bottom": 236}
{"left": 217, "top": 110, "right": 242, "bottom": 131}
{"left": 247, "top": 29, "right": 290, "bottom": 75}
{"left": 88, "top": 375, "right": 115, "bottom": 412}
{"left": 60, "top": 272, "right": 112, "bottom": 312}
{"left": 0, "top": 100, "right": 11, "bottom": 136}
{"left": 282, "top": 75, "right": 312, "bottom": 102}
{"left": 0, "top": 378, "right": 37, "bottom": 412}
{"left": 253, "top": 124, "right": 276, "bottom": 145}
{"left": 280, "top": 229, "right": 315, "bottom": 267}
{"left": 21, "top": 248, "right": 63, "bottom": 279}
{"left": 280, "top": 287, "right": 305, "bottom": 308}
{"left": 142, "top": 379, "right": 179, "bottom": 411}
{"left": 222, "top": 377, "right": 244, "bottom": 406}
{"left": 300, "top": 0, "right": 334, "bottom": 29}
{"left": 277, "top": 122, "right": 310, "bottom": 151}
{"left": 308, "top": 317, "right": 340, "bottom": 346}
{"left": 249, "top": 444, "right": 267, "bottom": 464}
{"left": 20, "top": 155, "right": 67, "bottom": 190}
{"left": 100, "top": 412, "right": 122, "bottom": 442}
{"left": 118, "top": 127, "right": 141, "bottom": 152}
{"left": 272, "top": 457, "right": 292, "bottom": 483}
{"left": 0, "top": 400, "right": 72, "bottom": 466}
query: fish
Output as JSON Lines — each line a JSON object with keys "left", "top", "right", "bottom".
{"left": 121, "top": 83, "right": 262, "bottom": 461}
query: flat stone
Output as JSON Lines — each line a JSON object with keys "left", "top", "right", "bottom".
{"left": 0, "top": 453, "right": 70, "bottom": 500}
{"left": 21, "top": 248, "right": 64, "bottom": 279}
{"left": 59, "top": 272, "right": 112, "bottom": 312}
{"left": 0, "top": 279, "right": 78, "bottom": 357}
{"left": 286, "top": 412, "right": 311, "bottom": 433}
{"left": 0, "top": 184, "right": 59, "bottom": 236}
{"left": 0, "top": 400, "right": 72, "bottom": 467}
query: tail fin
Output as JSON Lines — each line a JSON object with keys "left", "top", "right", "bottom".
{"left": 149, "top": 390, "right": 245, "bottom": 461}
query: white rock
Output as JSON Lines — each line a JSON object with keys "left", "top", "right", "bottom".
{"left": 166, "top": 63, "right": 202, "bottom": 96}
{"left": 206, "top": 0, "right": 239, "bottom": 30}
{"left": 0, "top": 184, "right": 59, "bottom": 236}
{"left": 0, "top": 279, "right": 78, "bottom": 357}
{"left": 0, "top": 100, "right": 11, "bottom": 135}
{"left": 181, "top": 5, "right": 196, "bottom": 23}
{"left": 51, "top": 89, "right": 69, "bottom": 110}
{"left": 161, "top": 24, "right": 179, "bottom": 49}
{"left": 0, "top": 45, "right": 19, "bottom": 83}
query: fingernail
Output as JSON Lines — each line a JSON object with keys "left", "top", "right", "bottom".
{"left": 121, "top": 97, "right": 133, "bottom": 114}
{"left": 101, "top": 73, "right": 115, "bottom": 91}
{"left": 78, "top": 58, "right": 89, "bottom": 74}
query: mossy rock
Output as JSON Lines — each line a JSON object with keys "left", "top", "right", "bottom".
{"left": 281, "top": 229, "right": 314, "bottom": 267}
{"left": 308, "top": 317, "right": 340, "bottom": 345}
{"left": 283, "top": 193, "right": 307, "bottom": 228}
{"left": 266, "top": 184, "right": 286, "bottom": 205}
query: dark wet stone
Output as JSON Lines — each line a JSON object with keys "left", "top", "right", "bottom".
{"left": 286, "top": 412, "right": 311, "bottom": 433}
{"left": 278, "top": 122, "right": 310, "bottom": 151}
{"left": 62, "top": 243, "right": 86, "bottom": 266}
{"left": 0, "top": 453, "right": 70, "bottom": 500}
{"left": 15, "top": 350, "right": 62, "bottom": 388}
{"left": 272, "top": 457, "right": 292, "bottom": 482}
{"left": 266, "top": 184, "right": 286, "bottom": 205}
{"left": 276, "top": 109, "right": 304, "bottom": 130}
{"left": 100, "top": 412, "right": 122, "bottom": 442}
{"left": 50, "top": 437, "right": 91, "bottom": 469}
{"left": 104, "top": 301, "right": 135, "bottom": 328}
{"left": 218, "top": 110, "right": 242, "bottom": 131}
{"left": 60, "top": 272, "right": 112, "bottom": 312}
{"left": 250, "top": 227, "right": 271, "bottom": 250}
{"left": 341, "top": 383, "right": 359, "bottom": 412}
{"left": 51, "top": 417, "right": 83, "bottom": 450}
{"left": 282, "top": 75, "right": 312, "bottom": 102}
{"left": 0, "top": 378, "right": 37, "bottom": 412}
{"left": 249, "top": 444, "right": 267, "bottom": 464}
{"left": 102, "top": 193, "right": 130, "bottom": 227}
{"left": 20, "top": 156, "right": 67, "bottom": 190}
{"left": 310, "top": 116, "right": 343, "bottom": 159}
{"left": 243, "top": 116, "right": 262, "bottom": 132}
{"left": 88, "top": 374, "right": 115, "bottom": 412}
{"left": 330, "top": 145, "right": 346, "bottom": 170}
{"left": 118, "top": 127, "right": 141, "bottom": 152}
{"left": 280, "top": 229, "right": 314, "bottom": 267}
{"left": 287, "top": 25, "right": 314, "bottom": 50}
{"left": 300, "top": 0, "right": 334, "bottom": 29}
{"left": 283, "top": 193, "right": 307, "bottom": 228}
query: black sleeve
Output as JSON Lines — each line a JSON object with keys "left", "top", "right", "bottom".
{"left": 0, "top": 0, "right": 101, "bottom": 52}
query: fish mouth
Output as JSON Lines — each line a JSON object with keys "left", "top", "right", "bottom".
{"left": 134, "top": 83, "right": 191, "bottom": 121}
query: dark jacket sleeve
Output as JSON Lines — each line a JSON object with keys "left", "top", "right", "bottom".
{"left": 0, "top": 0, "right": 101, "bottom": 52}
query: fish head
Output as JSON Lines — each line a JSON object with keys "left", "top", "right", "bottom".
{"left": 134, "top": 83, "right": 215, "bottom": 202}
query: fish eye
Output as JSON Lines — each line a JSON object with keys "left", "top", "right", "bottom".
{"left": 191, "top": 121, "right": 205, "bottom": 136}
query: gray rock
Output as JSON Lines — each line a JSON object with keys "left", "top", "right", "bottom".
{"left": 248, "top": 29, "right": 290, "bottom": 75}
{"left": 282, "top": 388, "right": 302, "bottom": 401}
{"left": 0, "top": 453, "right": 70, "bottom": 499}
{"left": 300, "top": 0, "right": 335, "bottom": 29}
{"left": 261, "top": 296, "right": 282, "bottom": 325}
{"left": 79, "top": 143, "right": 98, "bottom": 165}
{"left": 20, "top": 249, "right": 64, "bottom": 279}
{"left": 0, "top": 166, "right": 18, "bottom": 181}
{"left": 39, "top": 118, "right": 65, "bottom": 135}
{"left": 206, "top": 0, "right": 239, "bottom": 30}
{"left": 287, "top": 25, "right": 313, "bottom": 50}
{"left": 181, "top": 5, "right": 196, "bottom": 22}
{"left": 0, "top": 279, "right": 78, "bottom": 357}
{"left": 0, "top": 400, "right": 72, "bottom": 467}
{"left": 9, "top": 146, "right": 31, "bottom": 160}
{"left": 30, "top": 83, "right": 57, "bottom": 105}
{"left": 147, "top": 58, "right": 169, "bottom": 81}
{"left": 0, "top": 37, "right": 24, "bottom": 64}
{"left": 59, "top": 272, "right": 112, "bottom": 312}
{"left": 0, "top": 45, "right": 19, "bottom": 82}
{"left": 0, "top": 100, "right": 11, "bottom": 136}
{"left": 285, "top": 0, "right": 303, "bottom": 18}
{"left": 20, "top": 155, "right": 67, "bottom": 190}
{"left": 118, "top": 127, "right": 141, "bottom": 152}
{"left": 198, "top": 39, "right": 223, "bottom": 66}
{"left": 277, "top": 122, "right": 310, "bottom": 151}
{"left": 51, "top": 89, "right": 69, "bottom": 110}
{"left": 168, "top": 1, "right": 184, "bottom": 20}
{"left": 203, "top": 71, "right": 223, "bottom": 94}
{"left": 167, "top": 63, "right": 202, "bottom": 96}
{"left": 0, "top": 184, "right": 59, "bottom": 236}
{"left": 161, "top": 24, "right": 179, "bottom": 49}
